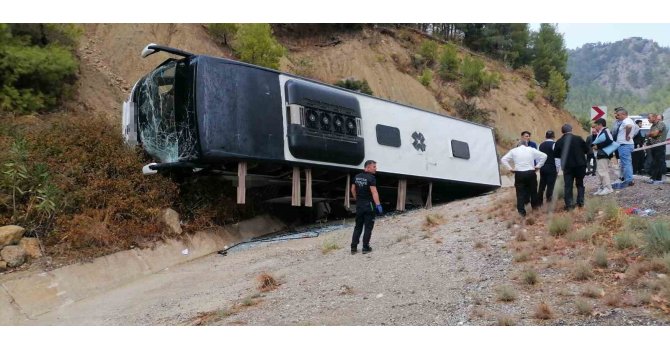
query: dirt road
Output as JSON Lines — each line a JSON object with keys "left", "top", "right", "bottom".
{"left": 16, "top": 190, "right": 670, "bottom": 325}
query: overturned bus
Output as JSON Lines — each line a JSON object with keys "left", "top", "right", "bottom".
{"left": 122, "top": 44, "right": 501, "bottom": 211}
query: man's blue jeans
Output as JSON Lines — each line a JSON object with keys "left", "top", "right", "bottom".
{"left": 618, "top": 144, "right": 634, "bottom": 184}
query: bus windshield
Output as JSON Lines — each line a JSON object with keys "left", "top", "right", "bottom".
{"left": 136, "top": 60, "right": 196, "bottom": 163}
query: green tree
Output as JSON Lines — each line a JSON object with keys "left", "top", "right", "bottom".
{"left": 531, "top": 23, "right": 570, "bottom": 86}
{"left": 233, "top": 24, "right": 285, "bottom": 70}
{"left": 419, "top": 68, "right": 433, "bottom": 86}
{"left": 0, "top": 25, "right": 79, "bottom": 114}
{"left": 334, "top": 78, "right": 373, "bottom": 95}
{"left": 208, "top": 23, "right": 238, "bottom": 46}
{"left": 459, "top": 56, "right": 486, "bottom": 98}
{"left": 419, "top": 40, "right": 438, "bottom": 65}
{"left": 546, "top": 70, "right": 568, "bottom": 107}
{"left": 438, "top": 43, "right": 460, "bottom": 81}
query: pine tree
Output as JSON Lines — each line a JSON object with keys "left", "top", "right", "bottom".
{"left": 233, "top": 24, "right": 285, "bottom": 70}
{"left": 531, "top": 24, "right": 570, "bottom": 86}
{"left": 546, "top": 70, "right": 568, "bottom": 107}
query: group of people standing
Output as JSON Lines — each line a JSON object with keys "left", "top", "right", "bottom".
{"left": 500, "top": 107, "right": 668, "bottom": 217}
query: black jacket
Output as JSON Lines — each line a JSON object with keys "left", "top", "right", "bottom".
{"left": 592, "top": 128, "right": 614, "bottom": 159}
{"left": 538, "top": 140, "right": 557, "bottom": 174}
{"left": 554, "top": 133, "right": 588, "bottom": 169}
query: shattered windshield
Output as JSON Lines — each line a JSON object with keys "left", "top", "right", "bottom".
{"left": 137, "top": 60, "right": 197, "bottom": 163}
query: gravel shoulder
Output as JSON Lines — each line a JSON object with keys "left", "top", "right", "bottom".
{"left": 22, "top": 183, "right": 670, "bottom": 326}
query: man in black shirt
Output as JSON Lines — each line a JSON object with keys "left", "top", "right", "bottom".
{"left": 351, "top": 160, "right": 383, "bottom": 254}
{"left": 553, "top": 124, "right": 589, "bottom": 210}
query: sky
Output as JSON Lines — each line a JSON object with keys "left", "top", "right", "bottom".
{"left": 531, "top": 23, "right": 670, "bottom": 50}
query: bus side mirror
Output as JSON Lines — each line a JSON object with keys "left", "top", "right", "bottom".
{"left": 141, "top": 43, "right": 158, "bottom": 58}
{"left": 142, "top": 163, "right": 158, "bottom": 175}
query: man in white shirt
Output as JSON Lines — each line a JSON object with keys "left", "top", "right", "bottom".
{"left": 612, "top": 108, "right": 638, "bottom": 188}
{"left": 501, "top": 140, "right": 548, "bottom": 216}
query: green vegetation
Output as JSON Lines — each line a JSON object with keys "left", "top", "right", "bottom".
{"left": 614, "top": 231, "right": 638, "bottom": 250}
{"left": 548, "top": 215, "right": 572, "bottom": 237}
{"left": 438, "top": 43, "right": 460, "bottom": 81}
{"left": 232, "top": 24, "right": 284, "bottom": 70}
{"left": 334, "top": 78, "right": 373, "bottom": 95}
{"left": 419, "top": 68, "right": 433, "bottom": 86}
{"left": 0, "top": 24, "right": 80, "bottom": 114}
{"left": 546, "top": 69, "right": 568, "bottom": 107}
{"left": 531, "top": 24, "right": 570, "bottom": 87}
{"left": 644, "top": 221, "right": 670, "bottom": 256}
{"left": 419, "top": 40, "right": 438, "bottom": 64}
{"left": 208, "top": 23, "right": 239, "bottom": 46}
{"left": 454, "top": 99, "right": 490, "bottom": 124}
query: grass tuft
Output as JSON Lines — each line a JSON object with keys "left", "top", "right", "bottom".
{"left": 496, "top": 285, "right": 518, "bottom": 302}
{"left": 581, "top": 284, "right": 604, "bottom": 298}
{"left": 644, "top": 220, "right": 670, "bottom": 256}
{"left": 593, "top": 247, "right": 608, "bottom": 268}
{"left": 614, "top": 231, "right": 638, "bottom": 250}
{"left": 496, "top": 315, "right": 516, "bottom": 326}
{"left": 257, "top": 272, "right": 279, "bottom": 292}
{"left": 321, "top": 240, "right": 341, "bottom": 254}
{"left": 575, "top": 298, "right": 593, "bottom": 316}
{"left": 522, "top": 269, "right": 538, "bottom": 285}
{"left": 534, "top": 301, "right": 553, "bottom": 320}
{"left": 425, "top": 213, "right": 445, "bottom": 226}
{"left": 573, "top": 261, "right": 594, "bottom": 281}
{"left": 548, "top": 215, "right": 572, "bottom": 237}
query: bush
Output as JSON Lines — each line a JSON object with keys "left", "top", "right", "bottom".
{"left": 419, "top": 40, "right": 438, "bottom": 65}
{"left": 334, "top": 78, "right": 373, "bottom": 95}
{"left": 614, "top": 231, "right": 638, "bottom": 250}
{"left": 0, "top": 24, "right": 79, "bottom": 113}
{"left": 482, "top": 71, "right": 501, "bottom": 92}
{"left": 496, "top": 285, "right": 517, "bottom": 302}
{"left": 207, "top": 23, "right": 238, "bottom": 46}
{"left": 593, "top": 247, "right": 608, "bottom": 268}
{"left": 645, "top": 221, "right": 670, "bottom": 256}
{"left": 573, "top": 262, "right": 594, "bottom": 281}
{"left": 232, "top": 23, "right": 284, "bottom": 69}
{"left": 459, "top": 56, "right": 486, "bottom": 98}
{"left": 522, "top": 269, "right": 538, "bottom": 285}
{"left": 526, "top": 89, "right": 536, "bottom": 102}
{"left": 419, "top": 68, "right": 433, "bottom": 86}
{"left": 454, "top": 99, "right": 490, "bottom": 124}
{"left": 548, "top": 215, "right": 571, "bottom": 237}
{"left": 545, "top": 70, "right": 568, "bottom": 108}
{"left": 438, "top": 43, "right": 460, "bottom": 81}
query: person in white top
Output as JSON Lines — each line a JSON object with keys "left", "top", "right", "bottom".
{"left": 612, "top": 108, "right": 638, "bottom": 188}
{"left": 501, "top": 140, "right": 548, "bottom": 216}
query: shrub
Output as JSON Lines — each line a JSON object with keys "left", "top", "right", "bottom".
{"left": 534, "top": 301, "right": 553, "bottom": 320}
{"left": 573, "top": 262, "right": 593, "bottom": 281}
{"left": 425, "top": 213, "right": 445, "bottom": 226}
{"left": 593, "top": 247, "right": 608, "bottom": 268}
{"left": 496, "top": 285, "right": 517, "bottom": 302}
{"left": 581, "top": 284, "right": 604, "bottom": 298}
{"left": 257, "top": 272, "right": 279, "bottom": 292}
{"left": 548, "top": 215, "right": 571, "bottom": 237}
{"left": 626, "top": 216, "right": 649, "bottom": 232}
{"left": 584, "top": 197, "right": 604, "bottom": 221}
{"left": 545, "top": 70, "right": 568, "bottom": 108}
{"left": 575, "top": 298, "right": 593, "bottom": 316}
{"left": 459, "top": 56, "right": 486, "bottom": 98}
{"left": 568, "top": 225, "right": 596, "bottom": 243}
{"left": 207, "top": 23, "right": 238, "bottom": 46}
{"left": 438, "top": 43, "right": 460, "bottom": 81}
{"left": 516, "top": 65, "right": 534, "bottom": 80}
{"left": 419, "top": 68, "right": 433, "bottom": 86}
{"left": 513, "top": 251, "right": 530, "bottom": 263}
{"left": 334, "top": 78, "right": 373, "bottom": 95}
{"left": 644, "top": 220, "right": 670, "bottom": 256}
{"left": 614, "top": 232, "right": 638, "bottom": 250}
{"left": 233, "top": 23, "right": 284, "bottom": 69}
{"left": 497, "top": 315, "right": 516, "bottom": 326}
{"left": 419, "top": 40, "right": 438, "bottom": 64}
{"left": 525, "top": 89, "right": 536, "bottom": 102}
{"left": 321, "top": 240, "right": 340, "bottom": 254}
{"left": 522, "top": 269, "right": 538, "bottom": 285}
{"left": 482, "top": 71, "right": 501, "bottom": 92}
{"left": 454, "top": 99, "right": 490, "bottom": 124}
{"left": 0, "top": 31, "right": 79, "bottom": 113}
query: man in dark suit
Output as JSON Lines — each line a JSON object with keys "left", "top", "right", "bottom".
{"left": 538, "top": 130, "right": 559, "bottom": 206}
{"left": 553, "top": 124, "right": 589, "bottom": 210}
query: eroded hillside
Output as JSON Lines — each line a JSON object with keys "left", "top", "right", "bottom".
{"left": 74, "top": 24, "right": 584, "bottom": 149}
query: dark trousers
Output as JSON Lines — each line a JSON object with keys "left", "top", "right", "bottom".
{"left": 586, "top": 153, "right": 597, "bottom": 175}
{"left": 351, "top": 205, "right": 375, "bottom": 248}
{"left": 650, "top": 146, "right": 666, "bottom": 181}
{"left": 538, "top": 171, "right": 557, "bottom": 205}
{"left": 563, "top": 166, "right": 586, "bottom": 209}
{"left": 632, "top": 149, "right": 645, "bottom": 174}
{"left": 514, "top": 170, "right": 539, "bottom": 215}
{"left": 644, "top": 150, "right": 653, "bottom": 174}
